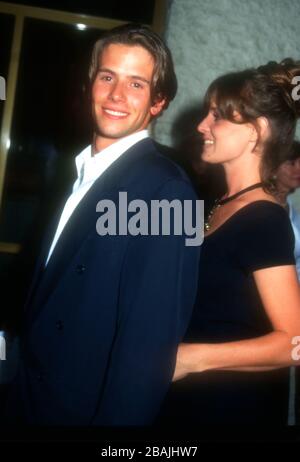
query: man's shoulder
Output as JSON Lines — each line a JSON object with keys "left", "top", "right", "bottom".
{"left": 137, "top": 138, "right": 190, "bottom": 184}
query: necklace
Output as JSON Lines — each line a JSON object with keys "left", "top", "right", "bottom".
{"left": 204, "top": 182, "right": 263, "bottom": 232}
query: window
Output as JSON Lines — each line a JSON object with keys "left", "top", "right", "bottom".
{"left": 0, "top": 1, "right": 167, "bottom": 313}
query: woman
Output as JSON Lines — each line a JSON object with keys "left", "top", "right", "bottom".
{"left": 159, "top": 59, "right": 300, "bottom": 424}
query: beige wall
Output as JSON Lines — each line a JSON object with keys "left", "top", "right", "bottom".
{"left": 154, "top": 0, "right": 300, "bottom": 145}
{"left": 154, "top": 0, "right": 300, "bottom": 207}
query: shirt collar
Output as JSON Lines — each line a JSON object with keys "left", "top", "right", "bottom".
{"left": 75, "top": 130, "right": 149, "bottom": 185}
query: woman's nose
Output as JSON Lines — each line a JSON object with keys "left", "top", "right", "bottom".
{"left": 197, "top": 116, "right": 210, "bottom": 135}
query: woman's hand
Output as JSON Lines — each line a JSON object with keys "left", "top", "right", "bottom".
{"left": 172, "top": 343, "right": 209, "bottom": 382}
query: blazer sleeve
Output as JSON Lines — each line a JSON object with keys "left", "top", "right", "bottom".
{"left": 91, "top": 179, "right": 202, "bottom": 425}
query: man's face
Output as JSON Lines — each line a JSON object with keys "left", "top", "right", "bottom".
{"left": 91, "top": 43, "right": 165, "bottom": 151}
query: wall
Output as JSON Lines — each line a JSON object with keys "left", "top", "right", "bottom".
{"left": 154, "top": 0, "right": 300, "bottom": 206}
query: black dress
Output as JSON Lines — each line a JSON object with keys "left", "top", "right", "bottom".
{"left": 158, "top": 201, "right": 295, "bottom": 424}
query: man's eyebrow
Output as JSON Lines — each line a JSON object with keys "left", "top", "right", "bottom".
{"left": 97, "top": 68, "right": 150, "bottom": 85}
{"left": 98, "top": 67, "right": 115, "bottom": 74}
{"left": 130, "top": 75, "right": 150, "bottom": 85}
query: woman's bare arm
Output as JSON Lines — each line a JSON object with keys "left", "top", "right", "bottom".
{"left": 173, "top": 265, "right": 300, "bottom": 381}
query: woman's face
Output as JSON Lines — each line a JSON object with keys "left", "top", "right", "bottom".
{"left": 197, "top": 104, "right": 255, "bottom": 165}
{"left": 276, "top": 158, "right": 300, "bottom": 192}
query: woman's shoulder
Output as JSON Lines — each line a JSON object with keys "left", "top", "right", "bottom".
{"left": 223, "top": 188, "right": 286, "bottom": 223}
{"left": 235, "top": 199, "right": 287, "bottom": 220}
{"left": 235, "top": 199, "right": 294, "bottom": 248}
{"left": 233, "top": 200, "right": 295, "bottom": 272}
{"left": 232, "top": 200, "right": 292, "bottom": 237}
{"left": 205, "top": 197, "right": 287, "bottom": 239}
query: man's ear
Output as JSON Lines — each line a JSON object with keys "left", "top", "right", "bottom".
{"left": 150, "top": 98, "right": 167, "bottom": 117}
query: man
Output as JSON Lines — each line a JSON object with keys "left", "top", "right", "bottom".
{"left": 6, "top": 24, "right": 201, "bottom": 425}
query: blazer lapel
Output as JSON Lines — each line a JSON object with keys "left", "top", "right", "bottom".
{"left": 23, "top": 192, "right": 72, "bottom": 313}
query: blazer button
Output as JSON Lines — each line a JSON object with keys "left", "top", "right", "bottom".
{"left": 56, "top": 320, "right": 64, "bottom": 331}
{"left": 37, "top": 373, "right": 44, "bottom": 382}
{"left": 76, "top": 264, "right": 86, "bottom": 274}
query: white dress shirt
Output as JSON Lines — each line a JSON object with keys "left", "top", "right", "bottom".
{"left": 45, "top": 130, "right": 149, "bottom": 265}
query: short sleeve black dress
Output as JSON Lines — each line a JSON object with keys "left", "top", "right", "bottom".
{"left": 158, "top": 201, "right": 295, "bottom": 424}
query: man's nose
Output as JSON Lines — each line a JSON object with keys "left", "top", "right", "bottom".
{"left": 108, "top": 80, "right": 126, "bottom": 102}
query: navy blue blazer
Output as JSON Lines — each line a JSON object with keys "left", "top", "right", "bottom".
{"left": 8, "top": 138, "right": 201, "bottom": 425}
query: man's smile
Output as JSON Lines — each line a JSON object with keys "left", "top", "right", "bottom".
{"left": 103, "top": 108, "right": 129, "bottom": 118}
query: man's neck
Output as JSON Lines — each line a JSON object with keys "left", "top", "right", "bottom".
{"left": 92, "top": 130, "right": 149, "bottom": 156}
{"left": 92, "top": 134, "right": 115, "bottom": 155}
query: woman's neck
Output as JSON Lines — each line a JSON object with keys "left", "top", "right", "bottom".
{"left": 222, "top": 151, "right": 263, "bottom": 197}
{"left": 223, "top": 163, "right": 262, "bottom": 198}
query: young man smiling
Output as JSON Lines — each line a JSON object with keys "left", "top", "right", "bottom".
{"left": 91, "top": 42, "right": 164, "bottom": 150}
{"left": 6, "top": 24, "right": 201, "bottom": 426}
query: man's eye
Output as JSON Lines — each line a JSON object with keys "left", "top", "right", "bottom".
{"left": 131, "top": 82, "right": 143, "bottom": 89}
{"left": 99, "top": 74, "right": 112, "bottom": 81}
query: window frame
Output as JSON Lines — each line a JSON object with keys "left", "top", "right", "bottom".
{"left": 0, "top": 0, "right": 168, "bottom": 254}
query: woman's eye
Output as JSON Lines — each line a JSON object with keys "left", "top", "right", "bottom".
{"left": 212, "top": 110, "right": 221, "bottom": 121}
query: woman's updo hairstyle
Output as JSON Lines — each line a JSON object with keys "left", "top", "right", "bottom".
{"left": 203, "top": 58, "right": 300, "bottom": 193}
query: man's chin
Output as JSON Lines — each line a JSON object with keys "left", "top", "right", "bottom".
{"left": 95, "top": 127, "right": 133, "bottom": 140}
{"left": 93, "top": 129, "right": 137, "bottom": 151}
{"left": 95, "top": 128, "right": 136, "bottom": 141}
